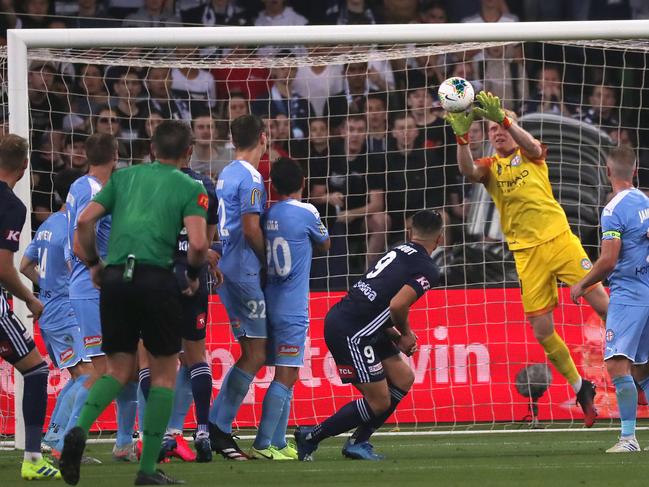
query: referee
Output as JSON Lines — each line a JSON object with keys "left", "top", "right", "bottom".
{"left": 59, "top": 121, "right": 209, "bottom": 486}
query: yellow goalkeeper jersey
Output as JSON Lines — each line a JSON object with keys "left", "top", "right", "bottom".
{"left": 476, "top": 146, "right": 571, "bottom": 251}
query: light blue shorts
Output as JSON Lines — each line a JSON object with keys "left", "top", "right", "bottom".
{"left": 41, "top": 322, "right": 87, "bottom": 369}
{"left": 605, "top": 303, "right": 649, "bottom": 364}
{"left": 218, "top": 279, "right": 267, "bottom": 340}
{"left": 266, "top": 314, "right": 308, "bottom": 367}
{"left": 70, "top": 298, "right": 104, "bottom": 357}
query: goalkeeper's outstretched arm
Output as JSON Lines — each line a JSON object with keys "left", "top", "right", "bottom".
{"left": 445, "top": 111, "right": 490, "bottom": 184}
{"left": 504, "top": 120, "right": 544, "bottom": 160}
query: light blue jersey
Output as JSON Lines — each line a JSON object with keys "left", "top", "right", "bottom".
{"left": 601, "top": 188, "right": 649, "bottom": 305}
{"left": 264, "top": 199, "right": 329, "bottom": 318}
{"left": 24, "top": 212, "right": 76, "bottom": 330}
{"left": 66, "top": 175, "right": 111, "bottom": 299}
{"left": 216, "top": 160, "right": 267, "bottom": 282}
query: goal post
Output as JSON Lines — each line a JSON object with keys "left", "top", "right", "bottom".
{"left": 3, "top": 20, "right": 649, "bottom": 447}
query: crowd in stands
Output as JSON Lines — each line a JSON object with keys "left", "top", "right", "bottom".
{"left": 0, "top": 0, "right": 647, "bottom": 286}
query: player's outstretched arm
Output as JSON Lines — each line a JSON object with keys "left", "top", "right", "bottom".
{"left": 446, "top": 111, "right": 489, "bottom": 184}
{"left": 570, "top": 238, "right": 620, "bottom": 303}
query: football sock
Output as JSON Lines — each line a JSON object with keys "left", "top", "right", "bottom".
{"left": 209, "top": 366, "right": 253, "bottom": 434}
{"left": 613, "top": 375, "right": 637, "bottom": 437}
{"left": 139, "top": 368, "right": 151, "bottom": 400}
{"left": 540, "top": 331, "right": 581, "bottom": 388}
{"left": 352, "top": 385, "right": 407, "bottom": 444}
{"left": 167, "top": 365, "right": 193, "bottom": 433}
{"left": 189, "top": 362, "right": 212, "bottom": 437}
{"left": 140, "top": 387, "right": 174, "bottom": 475}
{"left": 637, "top": 375, "right": 649, "bottom": 393}
{"left": 77, "top": 375, "right": 123, "bottom": 433}
{"left": 254, "top": 381, "right": 291, "bottom": 450}
{"left": 56, "top": 375, "right": 90, "bottom": 451}
{"left": 22, "top": 362, "right": 49, "bottom": 453}
{"left": 137, "top": 382, "right": 147, "bottom": 431}
{"left": 307, "top": 398, "right": 376, "bottom": 445}
{"left": 116, "top": 381, "right": 138, "bottom": 448}
{"left": 271, "top": 387, "right": 293, "bottom": 449}
{"left": 43, "top": 377, "right": 77, "bottom": 446}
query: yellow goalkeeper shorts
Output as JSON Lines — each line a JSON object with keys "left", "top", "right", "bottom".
{"left": 512, "top": 230, "right": 593, "bottom": 316}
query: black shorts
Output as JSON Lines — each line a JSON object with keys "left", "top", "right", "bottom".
{"left": 100, "top": 264, "right": 183, "bottom": 357}
{"left": 324, "top": 306, "right": 399, "bottom": 385}
{"left": 180, "top": 288, "right": 208, "bottom": 342}
{"left": 0, "top": 311, "right": 36, "bottom": 364}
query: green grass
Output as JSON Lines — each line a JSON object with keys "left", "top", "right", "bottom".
{"left": 1, "top": 430, "right": 648, "bottom": 486}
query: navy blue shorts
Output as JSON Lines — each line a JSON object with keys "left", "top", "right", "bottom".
{"left": 324, "top": 307, "right": 399, "bottom": 384}
{"left": 180, "top": 288, "right": 208, "bottom": 342}
{"left": 0, "top": 311, "right": 36, "bottom": 364}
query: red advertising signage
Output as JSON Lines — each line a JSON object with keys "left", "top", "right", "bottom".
{"left": 0, "top": 288, "right": 637, "bottom": 435}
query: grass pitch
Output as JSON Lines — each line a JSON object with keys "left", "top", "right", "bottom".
{"left": 1, "top": 429, "right": 647, "bottom": 486}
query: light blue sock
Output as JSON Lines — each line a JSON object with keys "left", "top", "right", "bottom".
{"left": 43, "top": 377, "right": 78, "bottom": 446}
{"left": 55, "top": 375, "right": 90, "bottom": 451}
{"left": 271, "top": 387, "right": 293, "bottom": 449}
{"left": 254, "top": 381, "right": 291, "bottom": 450}
{"left": 613, "top": 375, "right": 637, "bottom": 437}
{"left": 167, "top": 365, "right": 193, "bottom": 432}
{"left": 116, "top": 381, "right": 138, "bottom": 448}
{"left": 137, "top": 382, "right": 147, "bottom": 432}
{"left": 209, "top": 366, "right": 253, "bottom": 434}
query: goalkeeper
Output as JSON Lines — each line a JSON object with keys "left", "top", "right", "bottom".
{"left": 446, "top": 91, "right": 609, "bottom": 426}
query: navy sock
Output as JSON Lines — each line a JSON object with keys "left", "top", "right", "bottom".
{"left": 308, "top": 398, "right": 376, "bottom": 445}
{"left": 22, "top": 362, "right": 49, "bottom": 453}
{"left": 189, "top": 362, "right": 212, "bottom": 435}
{"left": 352, "top": 386, "right": 407, "bottom": 444}
{"left": 139, "top": 368, "right": 151, "bottom": 400}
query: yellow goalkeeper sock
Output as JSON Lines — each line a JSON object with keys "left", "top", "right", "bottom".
{"left": 540, "top": 331, "right": 581, "bottom": 388}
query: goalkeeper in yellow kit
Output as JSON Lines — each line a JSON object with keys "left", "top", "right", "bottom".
{"left": 447, "top": 92, "right": 609, "bottom": 426}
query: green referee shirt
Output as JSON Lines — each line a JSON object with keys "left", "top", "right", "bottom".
{"left": 93, "top": 161, "right": 208, "bottom": 269}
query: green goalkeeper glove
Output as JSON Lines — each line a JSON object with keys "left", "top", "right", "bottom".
{"left": 444, "top": 111, "right": 475, "bottom": 137}
{"left": 473, "top": 91, "right": 505, "bottom": 124}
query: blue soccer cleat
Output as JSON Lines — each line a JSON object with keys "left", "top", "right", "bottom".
{"left": 342, "top": 439, "right": 385, "bottom": 460}
{"left": 294, "top": 427, "right": 318, "bottom": 461}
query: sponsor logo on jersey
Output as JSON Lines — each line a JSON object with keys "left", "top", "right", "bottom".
{"left": 353, "top": 280, "right": 377, "bottom": 302}
{"left": 251, "top": 188, "right": 262, "bottom": 206}
{"left": 84, "top": 335, "right": 102, "bottom": 348}
{"left": 4, "top": 229, "right": 20, "bottom": 242}
{"left": 368, "top": 363, "right": 383, "bottom": 375}
{"left": 510, "top": 155, "right": 521, "bottom": 167}
{"left": 605, "top": 329, "right": 615, "bottom": 342}
{"left": 277, "top": 344, "right": 300, "bottom": 356}
{"left": 231, "top": 319, "right": 240, "bottom": 329}
{"left": 636, "top": 263, "right": 649, "bottom": 276}
{"left": 580, "top": 258, "right": 593, "bottom": 270}
{"left": 59, "top": 348, "right": 74, "bottom": 364}
{"left": 416, "top": 276, "right": 430, "bottom": 291}
{"left": 337, "top": 365, "right": 356, "bottom": 379}
{"left": 198, "top": 193, "right": 209, "bottom": 210}
{"left": 0, "top": 341, "right": 12, "bottom": 357}
{"left": 196, "top": 313, "right": 207, "bottom": 330}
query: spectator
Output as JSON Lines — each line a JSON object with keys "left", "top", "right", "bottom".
{"left": 28, "top": 62, "right": 65, "bottom": 135}
{"left": 327, "top": 0, "right": 377, "bottom": 24}
{"left": 406, "top": 87, "right": 453, "bottom": 154}
{"left": 144, "top": 66, "right": 186, "bottom": 120}
{"left": 106, "top": 0, "right": 142, "bottom": 19}
{"left": 254, "top": 0, "right": 307, "bottom": 26}
{"left": 62, "top": 132, "right": 88, "bottom": 172}
{"left": 251, "top": 55, "right": 313, "bottom": 139}
{"left": 91, "top": 106, "right": 130, "bottom": 165}
{"left": 181, "top": 0, "right": 250, "bottom": 26}
{"left": 190, "top": 113, "right": 231, "bottom": 179}
{"left": 379, "top": 0, "right": 419, "bottom": 23}
{"left": 366, "top": 91, "right": 389, "bottom": 154}
{"left": 212, "top": 46, "right": 270, "bottom": 101}
{"left": 461, "top": 0, "right": 518, "bottom": 22}
{"left": 577, "top": 84, "right": 620, "bottom": 132}
{"left": 419, "top": 0, "right": 448, "bottom": 23}
{"left": 478, "top": 45, "right": 528, "bottom": 112}
{"left": 122, "top": 0, "right": 180, "bottom": 27}
{"left": 110, "top": 68, "right": 149, "bottom": 142}
{"left": 324, "top": 61, "right": 370, "bottom": 133}
{"left": 67, "top": 0, "right": 119, "bottom": 28}
{"left": 226, "top": 91, "right": 250, "bottom": 123}
{"left": 0, "top": 0, "right": 20, "bottom": 45}
{"left": 406, "top": 54, "right": 446, "bottom": 92}
{"left": 63, "top": 64, "right": 109, "bottom": 132}
{"left": 19, "top": 0, "right": 51, "bottom": 29}
{"left": 292, "top": 48, "right": 343, "bottom": 117}
{"left": 450, "top": 58, "right": 484, "bottom": 94}
{"left": 327, "top": 114, "right": 388, "bottom": 268}
{"left": 572, "top": 0, "right": 631, "bottom": 20}
{"left": 171, "top": 49, "right": 217, "bottom": 115}
{"left": 523, "top": 64, "right": 574, "bottom": 116}
{"left": 132, "top": 110, "right": 164, "bottom": 164}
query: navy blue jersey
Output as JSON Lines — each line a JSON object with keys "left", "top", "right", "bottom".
{"left": 334, "top": 242, "right": 440, "bottom": 330}
{"left": 0, "top": 181, "right": 27, "bottom": 315}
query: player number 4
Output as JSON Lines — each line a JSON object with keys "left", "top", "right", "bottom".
{"left": 218, "top": 199, "right": 229, "bottom": 237}
{"left": 37, "top": 247, "right": 48, "bottom": 279}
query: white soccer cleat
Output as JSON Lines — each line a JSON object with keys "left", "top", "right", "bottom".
{"left": 606, "top": 437, "right": 640, "bottom": 453}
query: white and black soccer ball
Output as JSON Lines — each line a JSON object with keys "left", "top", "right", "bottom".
{"left": 438, "top": 77, "right": 475, "bottom": 113}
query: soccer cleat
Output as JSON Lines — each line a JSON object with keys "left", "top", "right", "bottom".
{"left": 134, "top": 469, "right": 186, "bottom": 485}
{"left": 21, "top": 458, "right": 62, "bottom": 480}
{"left": 275, "top": 441, "right": 298, "bottom": 460}
{"left": 294, "top": 427, "right": 318, "bottom": 461}
{"left": 606, "top": 437, "right": 640, "bottom": 453}
{"left": 208, "top": 423, "right": 250, "bottom": 461}
{"left": 160, "top": 434, "right": 196, "bottom": 462}
{"left": 342, "top": 440, "right": 385, "bottom": 460}
{"left": 135, "top": 439, "right": 143, "bottom": 460}
{"left": 59, "top": 426, "right": 87, "bottom": 485}
{"left": 194, "top": 436, "right": 213, "bottom": 463}
{"left": 576, "top": 379, "right": 598, "bottom": 428}
{"left": 113, "top": 441, "right": 138, "bottom": 462}
{"left": 249, "top": 446, "right": 292, "bottom": 460}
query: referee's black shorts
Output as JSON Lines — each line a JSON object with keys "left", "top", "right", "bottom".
{"left": 100, "top": 264, "right": 182, "bottom": 357}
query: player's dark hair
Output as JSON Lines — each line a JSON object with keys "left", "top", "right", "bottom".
{"left": 54, "top": 168, "right": 84, "bottom": 202}
{"left": 152, "top": 120, "right": 193, "bottom": 160}
{"left": 85, "top": 133, "right": 118, "bottom": 166}
{"left": 0, "top": 134, "right": 28, "bottom": 171}
{"left": 411, "top": 209, "right": 443, "bottom": 238}
{"left": 270, "top": 157, "right": 304, "bottom": 196}
{"left": 230, "top": 114, "right": 265, "bottom": 151}
{"left": 607, "top": 146, "right": 637, "bottom": 180}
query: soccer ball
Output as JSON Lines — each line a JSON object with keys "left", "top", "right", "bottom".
{"left": 438, "top": 77, "right": 475, "bottom": 113}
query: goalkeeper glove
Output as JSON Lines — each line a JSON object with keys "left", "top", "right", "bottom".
{"left": 473, "top": 91, "right": 506, "bottom": 124}
{"left": 444, "top": 111, "right": 475, "bottom": 145}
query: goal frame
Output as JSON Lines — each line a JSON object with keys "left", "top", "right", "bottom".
{"left": 6, "top": 19, "right": 649, "bottom": 449}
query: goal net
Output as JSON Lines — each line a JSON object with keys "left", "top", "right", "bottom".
{"left": 1, "top": 23, "right": 648, "bottom": 443}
